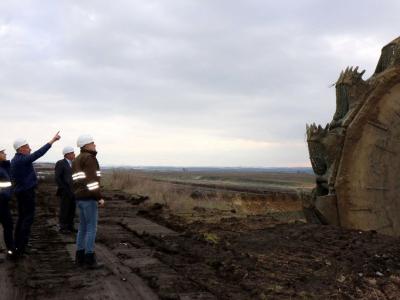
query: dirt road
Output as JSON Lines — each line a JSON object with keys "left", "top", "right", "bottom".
{"left": 1, "top": 179, "right": 400, "bottom": 299}
{"left": 1, "top": 179, "right": 217, "bottom": 299}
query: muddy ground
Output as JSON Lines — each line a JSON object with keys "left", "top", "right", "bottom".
{"left": 2, "top": 179, "right": 400, "bottom": 299}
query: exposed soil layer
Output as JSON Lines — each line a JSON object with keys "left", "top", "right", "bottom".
{"left": 1, "top": 179, "right": 400, "bottom": 299}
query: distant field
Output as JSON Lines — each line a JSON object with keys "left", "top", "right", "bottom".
{"left": 101, "top": 169, "right": 314, "bottom": 220}
{"left": 36, "top": 163, "right": 315, "bottom": 193}
{"left": 35, "top": 164, "right": 315, "bottom": 218}
{"left": 103, "top": 169, "right": 315, "bottom": 193}
{"left": 149, "top": 171, "right": 315, "bottom": 191}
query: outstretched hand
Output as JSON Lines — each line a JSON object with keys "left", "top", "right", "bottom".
{"left": 49, "top": 131, "right": 61, "bottom": 145}
{"left": 98, "top": 199, "right": 105, "bottom": 207}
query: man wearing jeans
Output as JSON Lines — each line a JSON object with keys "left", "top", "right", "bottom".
{"left": 11, "top": 132, "right": 61, "bottom": 256}
{"left": 72, "top": 134, "right": 105, "bottom": 269}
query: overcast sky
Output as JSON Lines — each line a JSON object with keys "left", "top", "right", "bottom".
{"left": 0, "top": 0, "right": 398, "bottom": 167}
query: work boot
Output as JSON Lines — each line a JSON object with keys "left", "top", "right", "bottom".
{"left": 75, "top": 250, "right": 85, "bottom": 267}
{"left": 84, "top": 252, "right": 104, "bottom": 269}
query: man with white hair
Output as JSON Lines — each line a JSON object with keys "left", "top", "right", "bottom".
{"left": 72, "top": 134, "right": 105, "bottom": 269}
{"left": 55, "top": 146, "right": 76, "bottom": 234}
{"left": 0, "top": 147, "right": 15, "bottom": 259}
{"left": 11, "top": 132, "right": 61, "bottom": 256}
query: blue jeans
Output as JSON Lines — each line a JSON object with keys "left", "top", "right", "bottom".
{"left": 76, "top": 200, "right": 98, "bottom": 253}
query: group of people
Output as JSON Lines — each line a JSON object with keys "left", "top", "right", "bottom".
{"left": 0, "top": 132, "right": 105, "bottom": 269}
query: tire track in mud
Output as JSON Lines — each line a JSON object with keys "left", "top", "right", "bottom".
{"left": 96, "top": 222, "right": 216, "bottom": 300}
{"left": 9, "top": 188, "right": 130, "bottom": 300}
{"left": 4, "top": 180, "right": 217, "bottom": 299}
{"left": 12, "top": 209, "right": 88, "bottom": 299}
{"left": 96, "top": 192, "right": 217, "bottom": 299}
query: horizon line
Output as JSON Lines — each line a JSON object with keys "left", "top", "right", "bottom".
{"left": 35, "top": 162, "right": 312, "bottom": 169}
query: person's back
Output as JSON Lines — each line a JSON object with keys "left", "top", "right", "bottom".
{"left": 10, "top": 133, "right": 60, "bottom": 256}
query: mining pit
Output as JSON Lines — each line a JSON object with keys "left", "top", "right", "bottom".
{"left": 1, "top": 174, "right": 400, "bottom": 299}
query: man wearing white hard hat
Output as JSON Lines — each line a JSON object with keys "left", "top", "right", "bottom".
{"left": 0, "top": 147, "right": 16, "bottom": 259}
{"left": 10, "top": 132, "right": 61, "bottom": 256}
{"left": 55, "top": 146, "right": 76, "bottom": 234}
{"left": 72, "top": 134, "right": 105, "bottom": 269}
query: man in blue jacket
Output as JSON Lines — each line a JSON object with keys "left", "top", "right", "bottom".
{"left": 11, "top": 132, "right": 61, "bottom": 256}
{"left": 0, "top": 147, "right": 15, "bottom": 258}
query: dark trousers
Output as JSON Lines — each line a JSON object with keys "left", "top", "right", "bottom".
{"left": 15, "top": 188, "right": 35, "bottom": 252}
{"left": 59, "top": 192, "right": 76, "bottom": 230}
{"left": 0, "top": 197, "right": 14, "bottom": 250}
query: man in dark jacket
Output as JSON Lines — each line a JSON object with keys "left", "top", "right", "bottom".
{"left": 73, "top": 134, "right": 105, "bottom": 269}
{"left": 11, "top": 132, "right": 61, "bottom": 256}
{"left": 0, "top": 147, "right": 15, "bottom": 258}
{"left": 55, "top": 146, "right": 76, "bottom": 234}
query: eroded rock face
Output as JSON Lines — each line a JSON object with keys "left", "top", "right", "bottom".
{"left": 306, "top": 37, "right": 400, "bottom": 236}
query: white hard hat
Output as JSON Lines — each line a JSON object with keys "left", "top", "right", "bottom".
{"left": 0, "top": 147, "right": 5, "bottom": 152}
{"left": 13, "top": 138, "right": 28, "bottom": 151}
{"left": 77, "top": 134, "right": 94, "bottom": 148}
{"left": 62, "top": 146, "right": 75, "bottom": 156}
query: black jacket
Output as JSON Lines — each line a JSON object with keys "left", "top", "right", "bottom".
{"left": 0, "top": 160, "right": 12, "bottom": 199}
{"left": 55, "top": 159, "right": 74, "bottom": 199}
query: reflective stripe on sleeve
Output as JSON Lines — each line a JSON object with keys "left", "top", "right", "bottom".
{"left": 0, "top": 181, "right": 12, "bottom": 188}
{"left": 87, "top": 182, "right": 100, "bottom": 191}
{"left": 96, "top": 171, "right": 101, "bottom": 177}
{"left": 72, "top": 172, "right": 86, "bottom": 181}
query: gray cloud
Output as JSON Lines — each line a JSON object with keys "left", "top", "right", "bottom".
{"left": 0, "top": 0, "right": 398, "bottom": 166}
